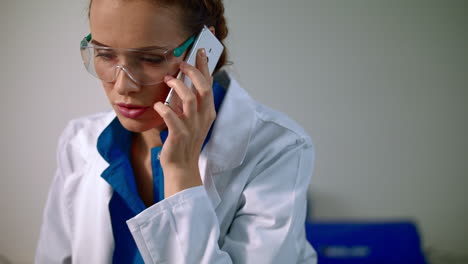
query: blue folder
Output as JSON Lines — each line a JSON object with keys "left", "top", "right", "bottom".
{"left": 305, "top": 221, "right": 427, "bottom": 264}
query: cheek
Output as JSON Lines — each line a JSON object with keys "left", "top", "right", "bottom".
{"left": 102, "top": 83, "right": 114, "bottom": 99}
{"left": 150, "top": 83, "right": 171, "bottom": 102}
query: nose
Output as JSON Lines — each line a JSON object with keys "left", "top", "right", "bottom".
{"left": 114, "top": 66, "right": 141, "bottom": 95}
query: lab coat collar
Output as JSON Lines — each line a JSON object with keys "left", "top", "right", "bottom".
{"left": 197, "top": 69, "right": 256, "bottom": 209}
{"left": 202, "top": 69, "right": 255, "bottom": 172}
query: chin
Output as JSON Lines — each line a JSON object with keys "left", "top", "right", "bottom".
{"left": 115, "top": 113, "right": 166, "bottom": 133}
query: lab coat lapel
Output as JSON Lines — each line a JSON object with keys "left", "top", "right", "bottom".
{"left": 200, "top": 72, "right": 256, "bottom": 210}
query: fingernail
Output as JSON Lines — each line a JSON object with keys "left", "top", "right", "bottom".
{"left": 200, "top": 48, "right": 206, "bottom": 57}
{"left": 164, "top": 75, "right": 173, "bottom": 82}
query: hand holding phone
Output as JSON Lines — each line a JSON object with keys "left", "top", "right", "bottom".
{"left": 154, "top": 26, "right": 224, "bottom": 197}
{"left": 164, "top": 25, "right": 224, "bottom": 113}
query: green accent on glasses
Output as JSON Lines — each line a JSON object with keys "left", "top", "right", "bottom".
{"left": 173, "top": 35, "right": 196, "bottom": 57}
{"left": 82, "top": 33, "right": 195, "bottom": 57}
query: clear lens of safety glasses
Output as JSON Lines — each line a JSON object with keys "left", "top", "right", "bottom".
{"left": 80, "top": 37, "right": 172, "bottom": 86}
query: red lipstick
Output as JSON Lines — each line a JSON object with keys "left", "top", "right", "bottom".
{"left": 116, "top": 103, "right": 150, "bottom": 119}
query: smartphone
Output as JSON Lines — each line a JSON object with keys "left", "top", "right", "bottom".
{"left": 164, "top": 25, "right": 224, "bottom": 113}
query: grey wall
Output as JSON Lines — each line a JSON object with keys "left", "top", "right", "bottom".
{"left": 1, "top": 0, "right": 467, "bottom": 263}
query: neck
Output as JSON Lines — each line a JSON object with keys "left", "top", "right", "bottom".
{"left": 133, "top": 127, "right": 164, "bottom": 152}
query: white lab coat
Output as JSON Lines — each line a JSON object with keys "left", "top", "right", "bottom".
{"left": 35, "top": 70, "right": 317, "bottom": 263}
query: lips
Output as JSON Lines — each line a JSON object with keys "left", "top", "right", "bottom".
{"left": 116, "top": 103, "right": 150, "bottom": 119}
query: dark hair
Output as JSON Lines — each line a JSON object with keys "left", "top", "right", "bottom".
{"left": 88, "top": 0, "right": 229, "bottom": 73}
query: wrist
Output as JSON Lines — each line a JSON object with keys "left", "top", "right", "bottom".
{"left": 163, "top": 166, "right": 202, "bottom": 198}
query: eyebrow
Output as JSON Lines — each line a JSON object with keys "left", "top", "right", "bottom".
{"left": 90, "top": 39, "right": 169, "bottom": 50}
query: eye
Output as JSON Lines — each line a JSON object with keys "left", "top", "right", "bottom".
{"left": 95, "top": 50, "right": 117, "bottom": 61}
{"left": 139, "top": 55, "right": 165, "bottom": 65}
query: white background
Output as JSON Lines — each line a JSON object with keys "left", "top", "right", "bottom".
{"left": 1, "top": 0, "right": 467, "bottom": 263}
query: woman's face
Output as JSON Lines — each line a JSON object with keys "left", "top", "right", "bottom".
{"left": 89, "top": 0, "right": 187, "bottom": 132}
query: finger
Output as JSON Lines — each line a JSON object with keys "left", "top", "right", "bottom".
{"left": 164, "top": 75, "right": 197, "bottom": 118}
{"left": 196, "top": 48, "right": 212, "bottom": 83}
{"left": 180, "top": 60, "right": 214, "bottom": 111}
{"left": 154, "top": 102, "right": 188, "bottom": 138}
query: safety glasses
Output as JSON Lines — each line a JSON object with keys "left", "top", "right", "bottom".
{"left": 80, "top": 34, "right": 195, "bottom": 85}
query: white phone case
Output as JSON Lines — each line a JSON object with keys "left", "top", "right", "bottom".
{"left": 164, "top": 25, "right": 224, "bottom": 112}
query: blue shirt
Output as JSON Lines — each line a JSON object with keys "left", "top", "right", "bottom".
{"left": 97, "top": 82, "right": 226, "bottom": 263}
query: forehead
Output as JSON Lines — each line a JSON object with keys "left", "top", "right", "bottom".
{"left": 89, "top": 0, "right": 186, "bottom": 49}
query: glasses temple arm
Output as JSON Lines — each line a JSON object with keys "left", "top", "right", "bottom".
{"left": 173, "top": 35, "right": 196, "bottom": 57}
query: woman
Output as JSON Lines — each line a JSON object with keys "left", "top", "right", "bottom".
{"left": 35, "top": 0, "right": 317, "bottom": 263}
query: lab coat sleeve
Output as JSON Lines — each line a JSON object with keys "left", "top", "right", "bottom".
{"left": 35, "top": 124, "right": 74, "bottom": 264}
{"left": 222, "top": 139, "right": 316, "bottom": 263}
{"left": 126, "top": 139, "right": 316, "bottom": 264}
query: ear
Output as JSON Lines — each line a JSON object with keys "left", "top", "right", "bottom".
{"left": 208, "top": 26, "right": 216, "bottom": 35}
